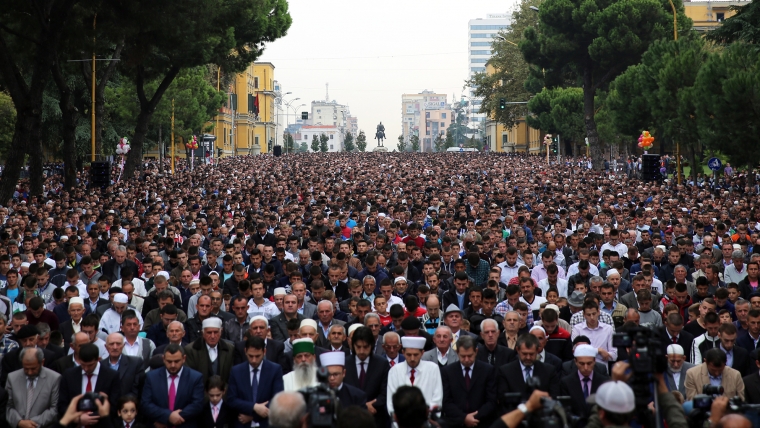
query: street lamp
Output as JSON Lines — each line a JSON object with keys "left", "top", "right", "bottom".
{"left": 530, "top": 6, "right": 540, "bottom": 12}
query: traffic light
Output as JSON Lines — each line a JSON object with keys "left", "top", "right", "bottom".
{"left": 267, "top": 139, "right": 272, "bottom": 152}
{"left": 499, "top": 98, "right": 506, "bottom": 110}
{"left": 550, "top": 135, "right": 559, "bottom": 154}
{"left": 301, "top": 112, "right": 308, "bottom": 120}
{"left": 217, "top": 148, "right": 223, "bottom": 158}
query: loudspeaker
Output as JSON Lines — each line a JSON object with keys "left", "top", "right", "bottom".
{"left": 641, "top": 154, "right": 661, "bottom": 182}
{"left": 90, "top": 161, "right": 111, "bottom": 189}
{"left": 273, "top": 146, "right": 282, "bottom": 157}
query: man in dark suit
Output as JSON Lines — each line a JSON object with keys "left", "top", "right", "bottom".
{"left": 531, "top": 326, "right": 563, "bottom": 374}
{"left": 58, "top": 343, "right": 121, "bottom": 426}
{"left": 442, "top": 272, "right": 471, "bottom": 310}
{"left": 52, "top": 331, "right": 90, "bottom": 374}
{"left": 318, "top": 350, "right": 367, "bottom": 408}
{"left": 227, "top": 337, "right": 284, "bottom": 428}
{"left": 253, "top": 223, "right": 277, "bottom": 247}
{"left": 0, "top": 325, "right": 57, "bottom": 387}
{"left": 720, "top": 323, "right": 751, "bottom": 376}
{"left": 476, "top": 318, "right": 515, "bottom": 367}
{"left": 102, "top": 332, "right": 144, "bottom": 399}
{"left": 141, "top": 344, "right": 206, "bottom": 428}
{"left": 59, "top": 297, "right": 90, "bottom": 348}
{"left": 233, "top": 316, "right": 287, "bottom": 370}
{"left": 326, "top": 266, "right": 350, "bottom": 301}
{"left": 344, "top": 327, "right": 389, "bottom": 423}
{"left": 497, "top": 334, "right": 559, "bottom": 413}
{"left": 101, "top": 248, "right": 139, "bottom": 283}
{"left": 559, "top": 344, "right": 610, "bottom": 425}
{"left": 442, "top": 335, "right": 498, "bottom": 428}
{"left": 664, "top": 344, "right": 695, "bottom": 396}
{"left": 659, "top": 313, "right": 694, "bottom": 359}
{"left": 269, "top": 294, "right": 304, "bottom": 342}
{"left": 743, "top": 352, "right": 760, "bottom": 404}
{"left": 184, "top": 317, "right": 235, "bottom": 384}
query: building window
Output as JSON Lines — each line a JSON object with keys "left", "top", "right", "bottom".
{"left": 441, "top": 113, "right": 447, "bottom": 119}
{"left": 470, "top": 50, "right": 492, "bottom": 55}
{"left": 471, "top": 42, "right": 491, "bottom": 46}
{"left": 502, "top": 135, "right": 508, "bottom": 144}
{"left": 330, "top": 134, "right": 334, "bottom": 139}
{"left": 425, "top": 112, "right": 430, "bottom": 118}
{"left": 304, "top": 134, "right": 308, "bottom": 140}
{"left": 317, "top": 109, "right": 321, "bottom": 113}
{"left": 440, "top": 122, "right": 445, "bottom": 127}
{"left": 330, "top": 144, "right": 333, "bottom": 150}
{"left": 254, "top": 77, "right": 259, "bottom": 89}
{"left": 255, "top": 136, "right": 259, "bottom": 145}
{"left": 471, "top": 58, "right": 489, "bottom": 63}
{"left": 471, "top": 67, "right": 486, "bottom": 72}
{"left": 717, "top": 12, "right": 725, "bottom": 21}
{"left": 470, "top": 25, "right": 508, "bottom": 30}
{"left": 426, "top": 131, "right": 430, "bottom": 135}
{"left": 471, "top": 34, "right": 495, "bottom": 38}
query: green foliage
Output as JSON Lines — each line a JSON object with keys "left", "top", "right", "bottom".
{"left": 445, "top": 129, "right": 455, "bottom": 148}
{"left": 0, "top": 93, "right": 15, "bottom": 161}
{"left": 356, "top": 131, "right": 367, "bottom": 152}
{"left": 410, "top": 135, "right": 420, "bottom": 152}
{"left": 397, "top": 135, "right": 407, "bottom": 152}
{"left": 527, "top": 87, "right": 584, "bottom": 145}
{"left": 468, "top": 0, "right": 543, "bottom": 129}
{"left": 433, "top": 133, "right": 445, "bottom": 152}
{"left": 521, "top": 0, "right": 692, "bottom": 168}
{"left": 285, "top": 133, "right": 295, "bottom": 152}
{"left": 299, "top": 142, "right": 308, "bottom": 153}
{"left": 694, "top": 43, "right": 760, "bottom": 168}
{"left": 344, "top": 132, "right": 355, "bottom": 151}
{"left": 445, "top": 109, "right": 469, "bottom": 147}
{"left": 707, "top": 0, "right": 760, "bottom": 45}
{"left": 319, "top": 133, "right": 329, "bottom": 152}
{"left": 311, "top": 135, "right": 320, "bottom": 152}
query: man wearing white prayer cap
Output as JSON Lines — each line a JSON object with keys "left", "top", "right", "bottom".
{"left": 558, "top": 344, "right": 610, "bottom": 423}
{"left": 98, "top": 292, "right": 144, "bottom": 334}
{"left": 184, "top": 315, "right": 234, "bottom": 383}
{"left": 320, "top": 351, "right": 367, "bottom": 408}
{"left": 283, "top": 338, "right": 319, "bottom": 391}
{"left": 664, "top": 343, "right": 694, "bottom": 396}
{"left": 386, "top": 336, "right": 442, "bottom": 415}
{"left": 61, "top": 296, "right": 85, "bottom": 348}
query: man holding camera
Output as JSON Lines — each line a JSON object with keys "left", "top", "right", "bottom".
{"left": 685, "top": 348, "right": 745, "bottom": 401}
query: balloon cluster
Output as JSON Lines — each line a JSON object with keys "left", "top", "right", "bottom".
{"left": 115, "top": 137, "right": 131, "bottom": 155}
{"left": 186, "top": 135, "right": 199, "bottom": 150}
{"left": 543, "top": 134, "right": 552, "bottom": 145}
{"left": 638, "top": 131, "right": 654, "bottom": 150}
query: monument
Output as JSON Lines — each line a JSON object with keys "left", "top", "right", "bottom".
{"left": 373, "top": 122, "right": 389, "bottom": 152}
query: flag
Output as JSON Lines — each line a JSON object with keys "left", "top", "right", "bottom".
{"left": 254, "top": 93, "right": 260, "bottom": 115}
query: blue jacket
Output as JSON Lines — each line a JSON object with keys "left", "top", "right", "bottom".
{"left": 141, "top": 366, "right": 205, "bottom": 428}
{"left": 227, "top": 360, "right": 284, "bottom": 428}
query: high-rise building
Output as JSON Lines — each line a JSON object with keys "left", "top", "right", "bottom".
{"left": 468, "top": 14, "right": 510, "bottom": 129}
{"left": 401, "top": 91, "right": 452, "bottom": 152}
{"left": 308, "top": 98, "right": 356, "bottom": 145}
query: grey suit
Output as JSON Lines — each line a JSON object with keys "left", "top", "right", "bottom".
{"left": 270, "top": 313, "right": 304, "bottom": 342}
{"left": 6, "top": 366, "right": 60, "bottom": 427}
{"left": 422, "top": 348, "right": 459, "bottom": 366}
{"left": 316, "top": 319, "right": 346, "bottom": 349}
{"left": 302, "top": 301, "right": 317, "bottom": 319}
{"left": 665, "top": 362, "right": 696, "bottom": 396}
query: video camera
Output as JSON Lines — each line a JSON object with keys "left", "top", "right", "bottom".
{"left": 612, "top": 325, "right": 667, "bottom": 376}
{"left": 77, "top": 392, "right": 106, "bottom": 412}
{"left": 299, "top": 367, "right": 340, "bottom": 428}
{"left": 501, "top": 377, "right": 580, "bottom": 428}
{"left": 689, "top": 385, "right": 760, "bottom": 428}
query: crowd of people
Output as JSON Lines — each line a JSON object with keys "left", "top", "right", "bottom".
{"left": 0, "top": 152, "right": 758, "bottom": 428}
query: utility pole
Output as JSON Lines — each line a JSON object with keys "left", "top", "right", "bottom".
{"left": 171, "top": 99, "right": 175, "bottom": 174}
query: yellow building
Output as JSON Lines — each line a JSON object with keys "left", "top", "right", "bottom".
{"left": 483, "top": 64, "right": 543, "bottom": 153}
{"left": 684, "top": 0, "right": 745, "bottom": 32}
{"left": 211, "top": 62, "right": 277, "bottom": 156}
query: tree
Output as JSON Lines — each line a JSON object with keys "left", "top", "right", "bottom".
{"left": 526, "top": 87, "right": 585, "bottom": 154}
{"left": 299, "top": 142, "right": 308, "bottom": 153}
{"left": 284, "top": 133, "right": 295, "bottom": 153}
{"left": 410, "top": 135, "right": 420, "bottom": 152}
{"left": 120, "top": 0, "right": 292, "bottom": 178}
{"left": 446, "top": 108, "right": 469, "bottom": 147}
{"left": 343, "top": 132, "right": 355, "bottom": 151}
{"left": 445, "top": 128, "right": 455, "bottom": 148}
{"left": 433, "top": 132, "right": 445, "bottom": 152}
{"left": 707, "top": 0, "right": 760, "bottom": 45}
{"left": 319, "top": 133, "right": 329, "bottom": 152}
{"left": 397, "top": 135, "right": 407, "bottom": 152}
{"left": 356, "top": 130, "right": 367, "bottom": 152}
{"left": 0, "top": 93, "right": 15, "bottom": 161}
{"left": 695, "top": 43, "right": 760, "bottom": 173}
{"left": 311, "top": 135, "right": 320, "bottom": 152}
{"left": 520, "top": 0, "right": 691, "bottom": 169}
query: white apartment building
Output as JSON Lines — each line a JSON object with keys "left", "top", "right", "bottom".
{"left": 468, "top": 14, "right": 510, "bottom": 128}
{"left": 300, "top": 125, "right": 343, "bottom": 152}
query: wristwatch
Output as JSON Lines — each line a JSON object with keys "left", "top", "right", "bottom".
{"left": 517, "top": 403, "right": 530, "bottom": 415}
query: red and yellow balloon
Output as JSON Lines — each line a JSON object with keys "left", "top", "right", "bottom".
{"left": 638, "top": 131, "right": 654, "bottom": 150}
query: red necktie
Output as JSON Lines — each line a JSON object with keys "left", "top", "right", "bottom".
{"left": 126, "top": 423, "right": 131, "bottom": 428}
{"left": 85, "top": 374, "right": 93, "bottom": 393}
{"left": 169, "top": 374, "right": 177, "bottom": 410}
{"left": 673, "top": 335, "right": 678, "bottom": 344}
{"left": 390, "top": 360, "right": 395, "bottom": 367}
{"left": 464, "top": 366, "right": 471, "bottom": 390}
{"left": 410, "top": 369, "right": 415, "bottom": 385}
{"left": 359, "top": 361, "right": 367, "bottom": 389}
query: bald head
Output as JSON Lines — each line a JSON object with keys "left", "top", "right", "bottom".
{"left": 106, "top": 332, "right": 126, "bottom": 345}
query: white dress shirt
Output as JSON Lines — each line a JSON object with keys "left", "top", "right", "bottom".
{"left": 81, "top": 363, "right": 101, "bottom": 394}
{"left": 386, "top": 360, "right": 442, "bottom": 415}
{"left": 207, "top": 344, "right": 218, "bottom": 362}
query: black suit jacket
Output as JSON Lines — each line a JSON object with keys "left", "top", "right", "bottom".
{"left": 59, "top": 364, "right": 121, "bottom": 423}
{"left": 743, "top": 371, "right": 760, "bottom": 404}
{"left": 730, "top": 345, "right": 751, "bottom": 377}
{"left": 198, "top": 399, "right": 235, "bottom": 428}
{"left": 497, "top": 360, "right": 559, "bottom": 412}
{"left": 270, "top": 313, "right": 304, "bottom": 342}
{"left": 51, "top": 354, "right": 78, "bottom": 374}
{"left": 559, "top": 371, "right": 610, "bottom": 423}
{"left": 442, "top": 289, "right": 470, "bottom": 311}
{"left": 101, "top": 259, "right": 139, "bottom": 283}
{"left": 233, "top": 338, "right": 287, "bottom": 369}
{"left": 442, "top": 361, "right": 498, "bottom": 428}
{"left": 344, "top": 354, "right": 389, "bottom": 427}
{"left": 326, "top": 281, "right": 350, "bottom": 302}
{"left": 658, "top": 327, "right": 695, "bottom": 360}
{"left": 101, "top": 355, "right": 144, "bottom": 399}
{"left": 476, "top": 344, "right": 515, "bottom": 368}
{"left": 0, "top": 347, "right": 56, "bottom": 386}
{"left": 337, "top": 383, "right": 367, "bottom": 408}
{"left": 542, "top": 351, "right": 563, "bottom": 374}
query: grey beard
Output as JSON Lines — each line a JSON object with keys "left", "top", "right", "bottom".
{"left": 294, "top": 362, "right": 316, "bottom": 388}
{"left": 667, "top": 366, "right": 679, "bottom": 374}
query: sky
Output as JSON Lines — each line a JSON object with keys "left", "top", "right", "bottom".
{"left": 258, "top": 0, "right": 519, "bottom": 150}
